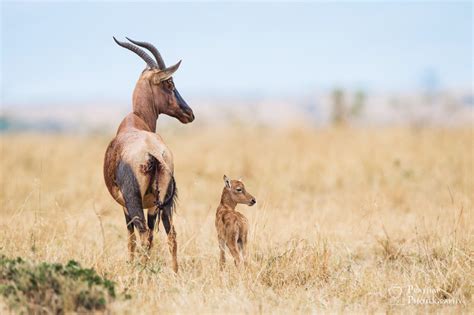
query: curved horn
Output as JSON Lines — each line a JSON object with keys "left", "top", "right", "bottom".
{"left": 113, "top": 37, "right": 158, "bottom": 69}
{"left": 126, "top": 37, "right": 166, "bottom": 69}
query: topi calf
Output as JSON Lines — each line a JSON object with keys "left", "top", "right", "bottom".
{"left": 215, "top": 175, "right": 256, "bottom": 269}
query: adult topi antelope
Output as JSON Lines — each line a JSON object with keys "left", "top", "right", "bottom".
{"left": 104, "top": 37, "right": 194, "bottom": 272}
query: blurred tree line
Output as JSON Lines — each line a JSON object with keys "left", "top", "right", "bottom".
{"left": 331, "top": 88, "right": 366, "bottom": 125}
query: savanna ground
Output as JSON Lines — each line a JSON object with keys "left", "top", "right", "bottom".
{"left": 0, "top": 125, "right": 472, "bottom": 313}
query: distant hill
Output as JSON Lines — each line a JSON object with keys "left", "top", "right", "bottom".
{"left": 1, "top": 88, "right": 472, "bottom": 133}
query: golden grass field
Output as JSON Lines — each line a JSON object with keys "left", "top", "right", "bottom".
{"left": 0, "top": 126, "right": 473, "bottom": 313}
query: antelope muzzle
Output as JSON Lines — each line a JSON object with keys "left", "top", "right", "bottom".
{"left": 175, "top": 89, "right": 195, "bottom": 123}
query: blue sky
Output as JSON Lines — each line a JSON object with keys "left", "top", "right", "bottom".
{"left": 1, "top": 1, "right": 472, "bottom": 105}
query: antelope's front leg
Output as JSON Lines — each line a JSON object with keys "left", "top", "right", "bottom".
{"left": 162, "top": 210, "right": 178, "bottom": 273}
{"left": 146, "top": 207, "right": 159, "bottom": 251}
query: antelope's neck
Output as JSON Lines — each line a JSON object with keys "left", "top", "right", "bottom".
{"left": 219, "top": 188, "right": 237, "bottom": 211}
{"left": 132, "top": 108, "right": 158, "bottom": 132}
{"left": 132, "top": 80, "right": 159, "bottom": 132}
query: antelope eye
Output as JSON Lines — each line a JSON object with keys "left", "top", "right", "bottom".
{"left": 236, "top": 188, "right": 242, "bottom": 192}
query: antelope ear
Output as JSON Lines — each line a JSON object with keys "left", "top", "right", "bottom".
{"left": 153, "top": 60, "right": 182, "bottom": 83}
{"left": 223, "top": 175, "right": 232, "bottom": 189}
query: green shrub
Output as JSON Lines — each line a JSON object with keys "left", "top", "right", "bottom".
{"left": 0, "top": 255, "right": 117, "bottom": 314}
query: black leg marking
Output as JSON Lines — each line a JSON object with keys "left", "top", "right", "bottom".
{"left": 147, "top": 213, "right": 158, "bottom": 231}
{"left": 116, "top": 161, "right": 146, "bottom": 233}
{"left": 161, "top": 211, "right": 171, "bottom": 234}
{"left": 125, "top": 212, "right": 134, "bottom": 233}
{"left": 146, "top": 212, "right": 158, "bottom": 250}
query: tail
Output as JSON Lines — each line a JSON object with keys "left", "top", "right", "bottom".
{"left": 147, "top": 147, "right": 173, "bottom": 176}
{"left": 149, "top": 154, "right": 178, "bottom": 217}
{"left": 116, "top": 161, "right": 146, "bottom": 232}
{"left": 164, "top": 175, "right": 178, "bottom": 216}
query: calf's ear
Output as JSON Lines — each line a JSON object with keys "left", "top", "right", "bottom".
{"left": 223, "top": 175, "right": 232, "bottom": 189}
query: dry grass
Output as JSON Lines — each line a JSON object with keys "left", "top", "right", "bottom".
{"left": 0, "top": 126, "right": 473, "bottom": 313}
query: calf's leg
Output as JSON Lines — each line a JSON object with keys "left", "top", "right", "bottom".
{"left": 218, "top": 238, "right": 226, "bottom": 269}
{"left": 241, "top": 240, "right": 248, "bottom": 268}
{"left": 227, "top": 235, "right": 242, "bottom": 267}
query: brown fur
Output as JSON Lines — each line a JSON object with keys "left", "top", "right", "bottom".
{"left": 215, "top": 175, "right": 256, "bottom": 269}
{"left": 104, "top": 59, "right": 194, "bottom": 273}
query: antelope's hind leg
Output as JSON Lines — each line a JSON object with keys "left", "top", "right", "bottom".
{"left": 218, "top": 238, "right": 226, "bottom": 270}
{"left": 227, "top": 235, "right": 243, "bottom": 268}
{"left": 161, "top": 208, "right": 178, "bottom": 273}
{"left": 124, "top": 210, "right": 136, "bottom": 262}
{"left": 116, "top": 161, "right": 149, "bottom": 262}
{"left": 241, "top": 240, "right": 248, "bottom": 268}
